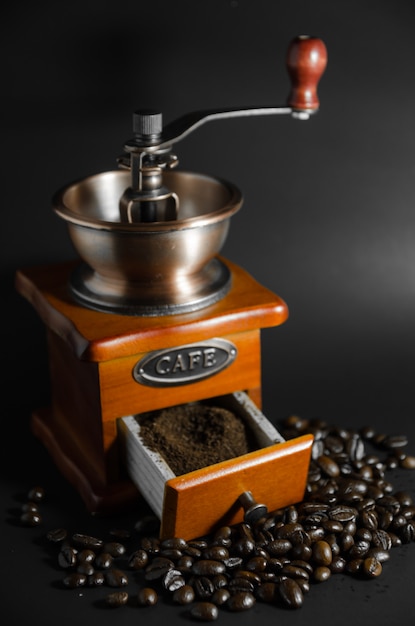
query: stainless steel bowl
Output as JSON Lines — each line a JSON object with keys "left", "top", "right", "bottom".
{"left": 53, "top": 169, "right": 242, "bottom": 315}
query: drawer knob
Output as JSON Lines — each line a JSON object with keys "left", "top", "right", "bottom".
{"left": 239, "top": 491, "right": 268, "bottom": 524}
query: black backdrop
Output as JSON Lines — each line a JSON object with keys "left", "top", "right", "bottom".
{"left": 2, "top": 2, "right": 415, "bottom": 625}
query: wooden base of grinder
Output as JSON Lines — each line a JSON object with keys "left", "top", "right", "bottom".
{"left": 15, "top": 257, "right": 312, "bottom": 533}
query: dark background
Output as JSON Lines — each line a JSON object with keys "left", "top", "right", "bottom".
{"left": 2, "top": 1, "right": 415, "bottom": 624}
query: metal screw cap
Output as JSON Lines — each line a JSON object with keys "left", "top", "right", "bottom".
{"left": 133, "top": 109, "right": 163, "bottom": 138}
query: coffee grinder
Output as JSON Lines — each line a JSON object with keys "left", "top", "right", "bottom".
{"left": 16, "top": 35, "right": 327, "bottom": 540}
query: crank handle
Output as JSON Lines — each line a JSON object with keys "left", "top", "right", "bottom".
{"left": 124, "top": 35, "right": 327, "bottom": 154}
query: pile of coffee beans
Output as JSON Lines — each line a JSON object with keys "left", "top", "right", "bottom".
{"left": 18, "top": 416, "right": 415, "bottom": 620}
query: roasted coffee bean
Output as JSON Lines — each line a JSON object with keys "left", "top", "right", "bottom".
{"left": 299, "top": 502, "right": 330, "bottom": 516}
{"left": 20, "top": 511, "right": 42, "bottom": 527}
{"left": 145, "top": 556, "right": 174, "bottom": 580}
{"left": 312, "top": 540, "right": 332, "bottom": 566}
{"left": 105, "top": 568, "right": 128, "bottom": 587}
{"left": 281, "top": 564, "right": 309, "bottom": 581}
{"left": 399, "top": 521, "right": 415, "bottom": 543}
{"left": 46, "top": 527, "right": 67, "bottom": 543}
{"left": 308, "top": 527, "right": 326, "bottom": 541}
{"left": 191, "top": 560, "right": 226, "bottom": 576}
{"left": 391, "top": 514, "right": 407, "bottom": 530}
{"left": 211, "top": 526, "right": 232, "bottom": 547}
{"left": 77, "top": 549, "right": 95, "bottom": 564}
{"left": 211, "top": 588, "right": 230, "bottom": 605}
{"left": 255, "top": 581, "right": 277, "bottom": 603}
{"left": 317, "top": 455, "right": 340, "bottom": 478}
{"left": 290, "top": 543, "right": 312, "bottom": 561}
{"left": 267, "top": 538, "right": 292, "bottom": 556}
{"left": 290, "top": 559, "right": 313, "bottom": 575}
{"left": 22, "top": 502, "right": 39, "bottom": 514}
{"left": 106, "top": 591, "right": 128, "bottom": 607}
{"left": 163, "top": 568, "right": 186, "bottom": 592}
{"left": 329, "top": 505, "right": 358, "bottom": 523}
{"left": 227, "top": 591, "right": 256, "bottom": 611}
{"left": 367, "top": 548, "right": 390, "bottom": 563}
{"left": 212, "top": 573, "right": 228, "bottom": 589}
{"left": 161, "top": 537, "right": 188, "bottom": 551}
{"left": 160, "top": 548, "right": 183, "bottom": 560}
{"left": 173, "top": 584, "right": 195, "bottom": 605}
{"left": 58, "top": 546, "right": 77, "bottom": 569}
{"left": 348, "top": 539, "right": 370, "bottom": 559}
{"left": 177, "top": 555, "right": 194, "bottom": 572}
{"left": 202, "top": 545, "right": 229, "bottom": 560}
{"left": 102, "top": 542, "right": 126, "bottom": 558}
{"left": 231, "top": 537, "right": 255, "bottom": 556}
{"left": 401, "top": 455, "right": 415, "bottom": 469}
{"left": 77, "top": 562, "right": 94, "bottom": 576}
{"left": 185, "top": 545, "right": 203, "bottom": 558}
{"left": 140, "top": 536, "right": 160, "bottom": 553}
{"left": 355, "top": 527, "right": 372, "bottom": 542}
{"left": 389, "top": 532, "right": 402, "bottom": 547}
{"left": 330, "top": 555, "right": 346, "bottom": 574}
{"left": 87, "top": 571, "right": 105, "bottom": 587}
{"left": 296, "top": 579, "right": 310, "bottom": 595}
{"left": 228, "top": 577, "right": 255, "bottom": 594}
{"left": 95, "top": 552, "right": 113, "bottom": 569}
{"left": 128, "top": 548, "right": 148, "bottom": 570}
{"left": 325, "top": 435, "right": 345, "bottom": 454}
{"left": 371, "top": 529, "right": 392, "bottom": 550}
{"left": 346, "top": 558, "right": 363, "bottom": 575}
{"left": 278, "top": 577, "right": 304, "bottom": 609}
{"left": 343, "top": 520, "right": 357, "bottom": 535}
{"left": 245, "top": 555, "right": 268, "bottom": 572}
{"left": 192, "top": 576, "right": 215, "bottom": 599}
{"left": 403, "top": 506, "right": 415, "bottom": 519}
{"left": 313, "top": 566, "right": 331, "bottom": 582}
{"left": 325, "top": 534, "right": 340, "bottom": 555}
{"left": 382, "top": 434, "right": 408, "bottom": 449}
{"left": 346, "top": 433, "right": 365, "bottom": 462}
{"left": 359, "top": 510, "right": 378, "bottom": 531}
{"left": 223, "top": 556, "right": 243, "bottom": 570}
{"left": 189, "top": 601, "right": 218, "bottom": 621}
{"left": 62, "top": 572, "right": 87, "bottom": 588}
{"left": 322, "top": 520, "right": 343, "bottom": 534}
{"left": 232, "top": 569, "right": 260, "bottom": 585}
{"left": 362, "top": 556, "right": 382, "bottom": 578}
{"left": 137, "top": 587, "right": 158, "bottom": 606}
{"left": 71, "top": 533, "right": 103, "bottom": 551}
{"left": 276, "top": 523, "right": 310, "bottom": 545}
{"left": 28, "top": 486, "right": 45, "bottom": 502}
{"left": 284, "top": 505, "right": 299, "bottom": 524}
{"left": 395, "top": 491, "right": 414, "bottom": 507}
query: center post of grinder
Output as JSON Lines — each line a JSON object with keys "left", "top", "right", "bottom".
{"left": 16, "top": 35, "right": 327, "bottom": 540}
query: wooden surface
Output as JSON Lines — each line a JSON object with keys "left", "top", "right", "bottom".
{"left": 161, "top": 434, "right": 314, "bottom": 540}
{"left": 15, "top": 257, "right": 288, "bottom": 361}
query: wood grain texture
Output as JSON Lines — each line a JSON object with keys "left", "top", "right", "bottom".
{"left": 161, "top": 434, "right": 314, "bottom": 540}
{"left": 15, "top": 257, "right": 288, "bottom": 361}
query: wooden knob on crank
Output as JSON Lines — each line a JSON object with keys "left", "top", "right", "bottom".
{"left": 286, "top": 35, "right": 327, "bottom": 112}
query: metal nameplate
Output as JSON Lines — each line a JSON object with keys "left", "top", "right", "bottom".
{"left": 133, "top": 339, "right": 237, "bottom": 387}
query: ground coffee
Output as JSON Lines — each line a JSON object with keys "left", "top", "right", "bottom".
{"left": 138, "top": 403, "right": 255, "bottom": 475}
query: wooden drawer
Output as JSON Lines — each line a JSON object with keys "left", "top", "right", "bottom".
{"left": 118, "top": 391, "right": 313, "bottom": 540}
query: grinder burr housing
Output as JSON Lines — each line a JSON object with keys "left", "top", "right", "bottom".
{"left": 16, "top": 35, "right": 327, "bottom": 540}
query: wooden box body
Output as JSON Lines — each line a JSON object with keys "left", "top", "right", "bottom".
{"left": 15, "top": 258, "right": 291, "bottom": 517}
